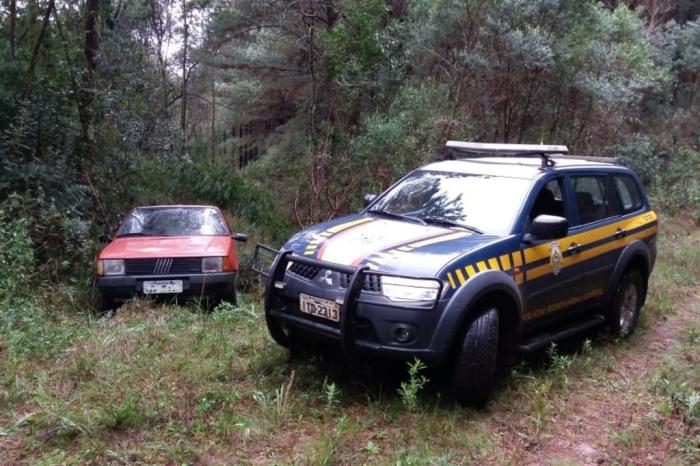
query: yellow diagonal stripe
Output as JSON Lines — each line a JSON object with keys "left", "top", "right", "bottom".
{"left": 499, "top": 254, "right": 511, "bottom": 271}
{"left": 447, "top": 272, "right": 456, "bottom": 289}
{"left": 512, "top": 252, "right": 523, "bottom": 268}
{"left": 455, "top": 269, "right": 466, "bottom": 285}
{"left": 326, "top": 217, "right": 373, "bottom": 234}
{"left": 465, "top": 265, "right": 477, "bottom": 278}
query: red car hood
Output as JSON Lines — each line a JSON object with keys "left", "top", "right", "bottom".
{"left": 99, "top": 236, "right": 231, "bottom": 259}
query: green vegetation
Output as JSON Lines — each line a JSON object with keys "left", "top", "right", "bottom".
{"left": 653, "top": 306, "right": 700, "bottom": 461}
{"left": 398, "top": 358, "right": 430, "bottom": 412}
{"left": 1, "top": 0, "right": 700, "bottom": 463}
{"left": 0, "top": 217, "right": 697, "bottom": 464}
{"left": 2, "top": 1, "right": 699, "bottom": 257}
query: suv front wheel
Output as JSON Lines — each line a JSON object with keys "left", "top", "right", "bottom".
{"left": 450, "top": 307, "right": 499, "bottom": 407}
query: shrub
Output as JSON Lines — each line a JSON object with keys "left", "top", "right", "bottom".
{"left": 0, "top": 210, "right": 80, "bottom": 363}
{"left": 398, "top": 358, "right": 429, "bottom": 412}
{"left": 1, "top": 193, "right": 95, "bottom": 286}
{"left": 607, "top": 137, "right": 700, "bottom": 216}
{"left": 0, "top": 213, "right": 34, "bottom": 301}
{"left": 1, "top": 297, "right": 79, "bottom": 363}
{"left": 180, "top": 158, "right": 293, "bottom": 244}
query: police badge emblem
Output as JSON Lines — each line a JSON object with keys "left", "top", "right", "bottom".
{"left": 550, "top": 241, "right": 563, "bottom": 276}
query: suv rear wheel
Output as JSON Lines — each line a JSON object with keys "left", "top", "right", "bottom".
{"left": 450, "top": 307, "right": 499, "bottom": 407}
{"left": 607, "top": 269, "right": 644, "bottom": 337}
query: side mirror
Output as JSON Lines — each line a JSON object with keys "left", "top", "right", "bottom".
{"left": 233, "top": 232, "right": 248, "bottom": 242}
{"left": 363, "top": 194, "right": 377, "bottom": 207}
{"left": 528, "top": 215, "right": 568, "bottom": 241}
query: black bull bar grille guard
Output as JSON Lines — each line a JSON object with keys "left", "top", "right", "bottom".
{"left": 252, "top": 243, "right": 444, "bottom": 363}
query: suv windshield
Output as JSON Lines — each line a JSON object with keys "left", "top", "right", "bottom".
{"left": 369, "top": 170, "right": 531, "bottom": 235}
{"left": 117, "top": 207, "right": 229, "bottom": 237}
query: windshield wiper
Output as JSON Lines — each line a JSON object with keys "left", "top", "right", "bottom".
{"left": 367, "top": 209, "right": 426, "bottom": 225}
{"left": 422, "top": 217, "right": 483, "bottom": 234}
{"left": 116, "top": 232, "right": 151, "bottom": 237}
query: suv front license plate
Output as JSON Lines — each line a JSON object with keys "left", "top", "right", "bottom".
{"left": 143, "top": 280, "right": 183, "bottom": 294}
{"left": 299, "top": 293, "right": 340, "bottom": 322}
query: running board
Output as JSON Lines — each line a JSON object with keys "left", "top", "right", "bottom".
{"left": 518, "top": 314, "right": 606, "bottom": 353}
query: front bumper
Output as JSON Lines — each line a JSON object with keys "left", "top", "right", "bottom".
{"left": 96, "top": 272, "right": 235, "bottom": 303}
{"left": 255, "top": 246, "right": 449, "bottom": 366}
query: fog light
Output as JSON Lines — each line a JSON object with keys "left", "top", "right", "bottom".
{"left": 393, "top": 324, "right": 415, "bottom": 343}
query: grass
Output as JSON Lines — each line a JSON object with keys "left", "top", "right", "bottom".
{"left": 652, "top": 309, "right": 700, "bottom": 463}
{"left": 1, "top": 216, "right": 698, "bottom": 464}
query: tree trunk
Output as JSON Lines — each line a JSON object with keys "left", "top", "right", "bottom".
{"left": 180, "top": 0, "right": 188, "bottom": 154}
{"left": 9, "top": 0, "right": 16, "bottom": 59}
{"left": 148, "top": 0, "right": 171, "bottom": 120}
{"left": 390, "top": 0, "right": 408, "bottom": 19}
{"left": 52, "top": 3, "right": 109, "bottom": 229}
{"left": 211, "top": 78, "right": 216, "bottom": 159}
{"left": 84, "top": 0, "right": 100, "bottom": 72}
{"left": 325, "top": 0, "right": 337, "bottom": 29}
{"left": 26, "top": 0, "right": 54, "bottom": 83}
{"left": 81, "top": 0, "right": 106, "bottom": 226}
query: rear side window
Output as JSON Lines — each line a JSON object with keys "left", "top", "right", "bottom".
{"left": 613, "top": 175, "right": 643, "bottom": 214}
{"left": 572, "top": 176, "right": 615, "bottom": 225}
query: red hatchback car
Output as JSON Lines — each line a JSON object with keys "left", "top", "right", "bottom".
{"left": 96, "top": 205, "right": 246, "bottom": 309}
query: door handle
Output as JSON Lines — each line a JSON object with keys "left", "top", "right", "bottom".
{"left": 614, "top": 228, "right": 627, "bottom": 239}
{"left": 567, "top": 242, "right": 581, "bottom": 255}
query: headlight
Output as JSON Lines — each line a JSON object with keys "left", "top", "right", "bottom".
{"left": 381, "top": 276, "right": 441, "bottom": 303}
{"left": 202, "top": 257, "right": 223, "bottom": 273}
{"left": 102, "top": 259, "right": 124, "bottom": 276}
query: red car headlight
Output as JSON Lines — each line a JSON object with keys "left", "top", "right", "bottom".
{"left": 96, "top": 259, "right": 124, "bottom": 276}
{"left": 202, "top": 257, "right": 223, "bottom": 273}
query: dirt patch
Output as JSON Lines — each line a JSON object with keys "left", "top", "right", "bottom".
{"left": 0, "top": 434, "right": 27, "bottom": 465}
{"left": 509, "top": 297, "right": 698, "bottom": 465}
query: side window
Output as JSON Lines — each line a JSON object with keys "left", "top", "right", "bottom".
{"left": 572, "top": 176, "right": 614, "bottom": 225}
{"left": 613, "top": 175, "right": 643, "bottom": 214}
{"left": 529, "top": 178, "right": 566, "bottom": 223}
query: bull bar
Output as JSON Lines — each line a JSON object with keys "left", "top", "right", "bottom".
{"left": 252, "top": 243, "right": 444, "bottom": 364}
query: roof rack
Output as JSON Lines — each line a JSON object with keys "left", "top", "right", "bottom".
{"left": 550, "top": 154, "right": 621, "bottom": 165}
{"left": 446, "top": 141, "right": 569, "bottom": 170}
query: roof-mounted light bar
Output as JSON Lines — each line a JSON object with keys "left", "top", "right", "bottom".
{"left": 445, "top": 141, "right": 569, "bottom": 155}
{"left": 445, "top": 141, "right": 570, "bottom": 170}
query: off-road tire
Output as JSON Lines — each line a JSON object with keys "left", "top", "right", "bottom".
{"left": 266, "top": 313, "right": 302, "bottom": 351}
{"left": 97, "top": 294, "right": 117, "bottom": 314}
{"left": 607, "top": 269, "right": 644, "bottom": 337}
{"left": 450, "top": 307, "right": 499, "bottom": 407}
{"left": 220, "top": 279, "right": 238, "bottom": 306}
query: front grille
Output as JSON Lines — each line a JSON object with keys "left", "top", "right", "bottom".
{"left": 124, "top": 257, "right": 202, "bottom": 275}
{"left": 287, "top": 262, "right": 382, "bottom": 293}
{"left": 288, "top": 262, "right": 321, "bottom": 280}
{"left": 169, "top": 258, "right": 202, "bottom": 274}
{"left": 339, "top": 273, "right": 382, "bottom": 293}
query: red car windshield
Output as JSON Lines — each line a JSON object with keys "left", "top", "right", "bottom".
{"left": 117, "top": 207, "right": 229, "bottom": 237}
